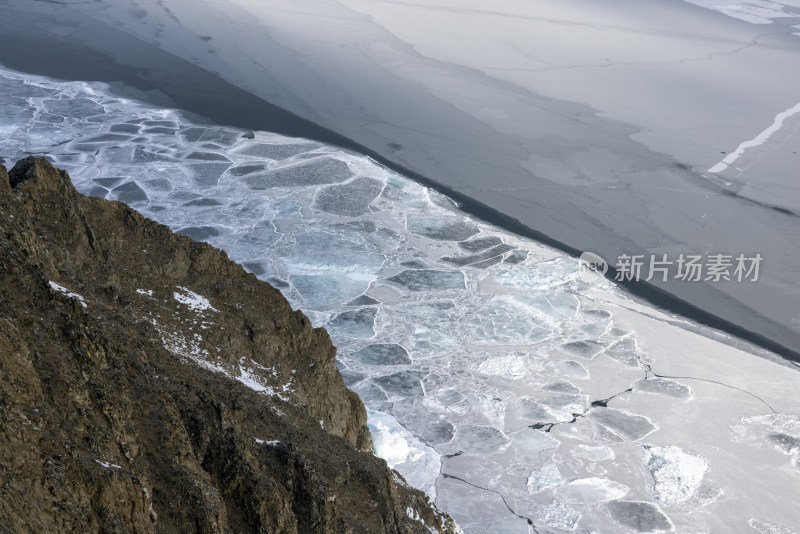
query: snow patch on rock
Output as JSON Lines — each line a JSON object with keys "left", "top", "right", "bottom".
{"left": 49, "top": 281, "right": 87, "bottom": 307}
{"left": 174, "top": 286, "right": 217, "bottom": 312}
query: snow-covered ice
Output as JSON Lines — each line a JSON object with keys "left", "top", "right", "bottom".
{"left": 526, "top": 463, "right": 564, "bottom": 494}
{"left": 554, "top": 477, "right": 629, "bottom": 504}
{"left": 683, "top": 0, "right": 800, "bottom": 25}
{"left": 641, "top": 445, "right": 708, "bottom": 506}
{"left": 531, "top": 500, "right": 581, "bottom": 531}
{"left": 749, "top": 517, "right": 799, "bottom": 534}
{"left": 368, "top": 409, "right": 441, "bottom": 499}
{"left": 571, "top": 444, "right": 615, "bottom": 462}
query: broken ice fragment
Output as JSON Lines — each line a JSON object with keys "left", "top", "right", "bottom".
{"left": 463, "top": 296, "right": 554, "bottom": 345}
{"left": 44, "top": 98, "right": 104, "bottom": 118}
{"left": 374, "top": 370, "right": 424, "bottom": 397}
{"left": 470, "top": 255, "right": 503, "bottom": 269}
{"left": 340, "top": 370, "right": 366, "bottom": 387}
{"left": 351, "top": 344, "right": 411, "bottom": 365}
{"left": 542, "top": 381, "right": 581, "bottom": 394}
{"left": 436, "top": 389, "right": 465, "bottom": 405}
{"left": 367, "top": 410, "right": 440, "bottom": 499}
{"left": 326, "top": 308, "right": 377, "bottom": 339}
{"left": 572, "top": 444, "right": 615, "bottom": 462}
{"left": 386, "top": 269, "right": 465, "bottom": 292}
{"left": 228, "top": 163, "right": 266, "bottom": 176}
{"left": 440, "top": 244, "right": 515, "bottom": 267}
{"left": 313, "top": 176, "right": 383, "bottom": 216}
{"left": 406, "top": 213, "right": 479, "bottom": 241}
{"left": 186, "top": 152, "right": 230, "bottom": 161}
{"left": 605, "top": 500, "right": 673, "bottom": 533}
{"left": 459, "top": 236, "right": 503, "bottom": 252}
{"left": 766, "top": 432, "right": 800, "bottom": 456}
{"left": 562, "top": 340, "right": 606, "bottom": 359}
{"left": 244, "top": 157, "right": 352, "bottom": 189}
{"left": 112, "top": 181, "right": 148, "bottom": 203}
{"left": 641, "top": 445, "right": 707, "bottom": 506}
{"left": 632, "top": 378, "right": 691, "bottom": 399}
{"left": 353, "top": 381, "right": 388, "bottom": 403}
{"left": 555, "top": 477, "right": 629, "bottom": 504}
{"left": 233, "top": 141, "right": 321, "bottom": 160}
{"left": 503, "top": 250, "right": 528, "bottom": 264}
{"left": 346, "top": 295, "right": 380, "bottom": 306}
{"left": 456, "top": 424, "right": 509, "bottom": 455}
{"left": 532, "top": 500, "right": 581, "bottom": 531}
{"left": 476, "top": 354, "right": 532, "bottom": 379}
{"left": 526, "top": 463, "right": 564, "bottom": 493}
{"left": 749, "top": 518, "right": 798, "bottom": 534}
{"left": 605, "top": 337, "right": 642, "bottom": 367}
{"left": 549, "top": 360, "right": 589, "bottom": 380}
{"left": 588, "top": 408, "right": 657, "bottom": 441}
{"left": 418, "top": 420, "right": 454, "bottom": 445}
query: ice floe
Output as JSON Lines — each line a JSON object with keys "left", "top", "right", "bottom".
{"left": 368, "top": 409, "right": 441, "bottom": 499}
{"left": 641, "top": 445, "right": 707, "bottom": 506}
{"left": 555, "top": 477, "right": 629, "bottom": 504}
{"left": 632, "top": 378, "right": 692, "bottom": 400}
{"left": 526, "top": 463, "right": 564, "bottom": 493}
{"left": 605, "top": 500, "right": 673, "bottom": 533}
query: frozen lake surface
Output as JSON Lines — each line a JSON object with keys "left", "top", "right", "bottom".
{"left": 2, "top": 0, "right": 799, "bottom": 356}
{"left": 2, "top": 67, "right": 799, "bottom": 533}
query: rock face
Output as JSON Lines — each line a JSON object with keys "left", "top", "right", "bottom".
{"left": 0, "top": 157, "right": 457, "bottom": 533}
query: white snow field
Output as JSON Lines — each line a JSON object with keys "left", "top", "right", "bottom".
{"left": 682, "top": 0, "right": 800, "bottom": 25}
{"left": 4, "top": 0, "right": 800, "bottom": 355}
{"left": 2, "top": 68, "right": 798, "bottom": 534}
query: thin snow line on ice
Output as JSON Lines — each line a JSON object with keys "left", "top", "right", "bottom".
{"left": 708, "top": 100, "right": 800, "bottom": 173}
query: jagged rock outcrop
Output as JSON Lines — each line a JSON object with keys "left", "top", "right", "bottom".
{"left": 0, "top": 157, "right": 458, "bottom": 533}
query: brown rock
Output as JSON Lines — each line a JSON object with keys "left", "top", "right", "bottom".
{"left": 0, "top": 158, "right": 457, "bottom": 533}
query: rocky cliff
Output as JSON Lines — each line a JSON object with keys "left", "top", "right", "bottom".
{"left": 0, "top": 157, "right": 457, "bottom": 533}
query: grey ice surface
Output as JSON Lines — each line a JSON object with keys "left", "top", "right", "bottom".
{"left": 351, "top": 344, "right": 412, "bottom": 366}
{"left": 605, "top": 500, "right": 673, "bottom": 532}
{"left": 2, "top": 0, "right": 799, "bottom": 355}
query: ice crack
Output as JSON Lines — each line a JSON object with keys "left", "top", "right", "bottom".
{"left": 440, "top": 473, "right": 539, "bottom": 533}
{"left": 644, "top": 364, "right": 777, "bottom": 413}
